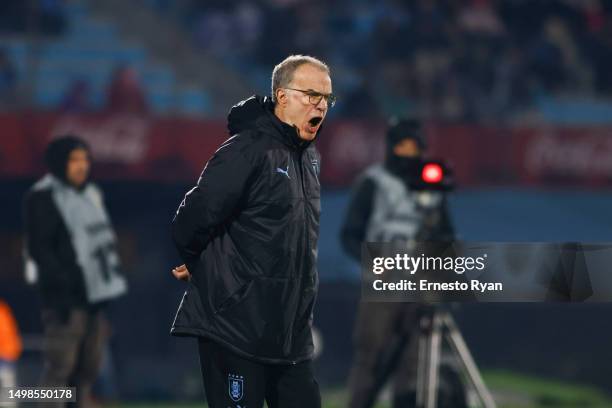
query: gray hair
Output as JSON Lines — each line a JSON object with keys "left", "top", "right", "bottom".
{"left": 271, "top": 55, "right": 330, "bottom": 103}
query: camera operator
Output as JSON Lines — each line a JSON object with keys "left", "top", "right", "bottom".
{"left": 340, "top": 117, "right": 464, "bottom": 408}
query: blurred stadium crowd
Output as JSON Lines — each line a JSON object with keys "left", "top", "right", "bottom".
{"left": 2, "top": 0, "right": 612, "bottom": 122}
{"left": 169, "top": 0, "right": 612, "bottom": 122}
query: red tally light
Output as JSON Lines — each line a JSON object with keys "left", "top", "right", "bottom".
{"left": 422, "top": 163, "right": 443, "bottom": 183}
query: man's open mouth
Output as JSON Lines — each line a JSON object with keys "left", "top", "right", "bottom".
{"left": 308, "top": 116, "right": 323, "bottom": 127}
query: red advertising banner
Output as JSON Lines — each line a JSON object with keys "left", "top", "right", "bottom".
{"left": 513, "top": 126, "right": 612, "bottom": 187}
{"left": 0, "top": 112, "right": 227, "bottom": 183}
{"left": 1, "top": 112, "right": 611, "bottom": 188}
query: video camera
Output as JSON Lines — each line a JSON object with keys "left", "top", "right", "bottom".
{"left": 407, "top": 159, "right": 455, "bottom": 192}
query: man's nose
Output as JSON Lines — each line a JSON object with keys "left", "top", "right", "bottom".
{"left": 316, "top": 97, "right": 328, "bottom": 111}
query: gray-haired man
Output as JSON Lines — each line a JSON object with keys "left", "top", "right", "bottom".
{"left": 170, "top": 55, "right": 334, "bottom": 408}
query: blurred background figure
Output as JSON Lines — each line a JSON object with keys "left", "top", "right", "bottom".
{"left": 105, "top": 66, "right": 148, "bottom": 115}
{"left": 341, "top": 118, "right": 461, "bottom": 408}
{"left": 0, "top": 299, "right": 22, "bottom": 408}
{"left": 23, "top": 136, "right": 127, "bottom": 408}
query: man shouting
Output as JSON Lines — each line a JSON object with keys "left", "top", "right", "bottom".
{"left": 170, "top": 55, "right": 334, "bottom": 408}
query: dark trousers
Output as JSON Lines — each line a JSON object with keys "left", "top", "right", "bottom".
{"left": 347, "top": 302, "right": 420, "bottom": 408}
{"left": 40, "top": 308, "right": 109, "bottom": 408}
{"left": 198, "top": 338, "right": 321, "bottom": 408}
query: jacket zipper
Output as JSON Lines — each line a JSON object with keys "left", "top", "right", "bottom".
{"left": 287, "top": 147, "right": 308, "bottom": 365}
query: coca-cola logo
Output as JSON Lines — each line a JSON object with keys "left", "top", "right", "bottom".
{"left": 524, "top": 130, "right": 612, "bottom": 177}
{"left": 50, "top": 114, "right": 150, "bottom": 164}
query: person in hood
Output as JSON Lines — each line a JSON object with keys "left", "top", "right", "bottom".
{"left": 340, "top": 118, "right": 464, "bottom": 408}
{"left": 23, "top": 135, "right": 126, "bottom": 408}
{"left": 170, "top": 55, "right": 333, "bottom": 408}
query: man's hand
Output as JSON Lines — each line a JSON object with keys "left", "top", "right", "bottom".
{"left": 172, "top": 264, "right": 191, "bottom": 282}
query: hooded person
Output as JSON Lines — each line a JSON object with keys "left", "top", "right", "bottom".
{"left": 341, "top": 116, "right": 451, "bottom": 258}
{"left": 340, "top": 118, "right": 463, "bottom": 408}
{"left": 384, "top": 117, "right": 427, "bottom": 179}
{"left": 45, "top": 135, "right": 91, "bottom": 185}
{"left": 23, "top": 135, "right": 126, "bottom": 407}
{"left": 171, "top": 93, "right": 323, "bottom": 360}
{"left": 170, "top": 55, "right": 332, "bottom": 408}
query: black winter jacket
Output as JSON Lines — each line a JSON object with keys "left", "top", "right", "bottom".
{"left": 171, "top": 95, "right": 321, "bottom": 364}
{"left": 23, "top": 189, "right": 89, "bottom": 312}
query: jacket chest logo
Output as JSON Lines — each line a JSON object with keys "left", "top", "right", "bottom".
{"left": 275, "top": 158, "right": 291, "bottom": 179}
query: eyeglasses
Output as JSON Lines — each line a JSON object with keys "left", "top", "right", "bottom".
{"left": 284, "top": 88, "right": 337, "bottom": 108}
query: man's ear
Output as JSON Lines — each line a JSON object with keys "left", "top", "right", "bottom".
{"left": 276, "top": 88, "right": 287, "bottom": 106}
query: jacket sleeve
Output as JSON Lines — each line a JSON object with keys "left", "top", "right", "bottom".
{"left": 172, "top": 135, "right": 257, "bottom": 264}
{"left": 23, "top": 191, "right": 73, "bottom": 291}
{"left": 340, "top": 176, "right": 377, "bottom": 262}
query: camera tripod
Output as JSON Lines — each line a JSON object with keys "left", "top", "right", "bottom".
{"left": 416, "top": 306, "right": 496, "bottom": 408}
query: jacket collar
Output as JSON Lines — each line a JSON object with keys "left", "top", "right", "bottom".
{"left": 261, "top": 103, "right": 313, "bottom": 151}
{"left": 227, "top": 95, "right": 320, "bottom": 151}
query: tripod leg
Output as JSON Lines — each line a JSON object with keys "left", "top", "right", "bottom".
{"left": 442, "top": 313, "right": 497, "bottom": 408}
{"left": 425, "top": 313, "right": 442, "bottom": 408}
{"left": 415, "top": 326, "right": 429, "bottom": 407}
{"left": 416, "top": 313, "right": 443, "bottom": 408}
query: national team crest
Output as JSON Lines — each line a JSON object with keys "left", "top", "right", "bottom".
{"left": 228, "top": 374, "right": 244, "bottom": 402}
{"left": 311, "top": 159, "right": 320, "bottom": 176}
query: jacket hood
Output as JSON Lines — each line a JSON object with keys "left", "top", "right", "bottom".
{"left": 227, "top": 95, "right": 269, "bottom": 136}
{"left": 384, "top": 116, "right": 425, "bottom": 178}
{"left": 45, "top": 135, "right": 90, "bottom": 186}
{"left": 227, "top": 95, "right": 320, "bottom": 149}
